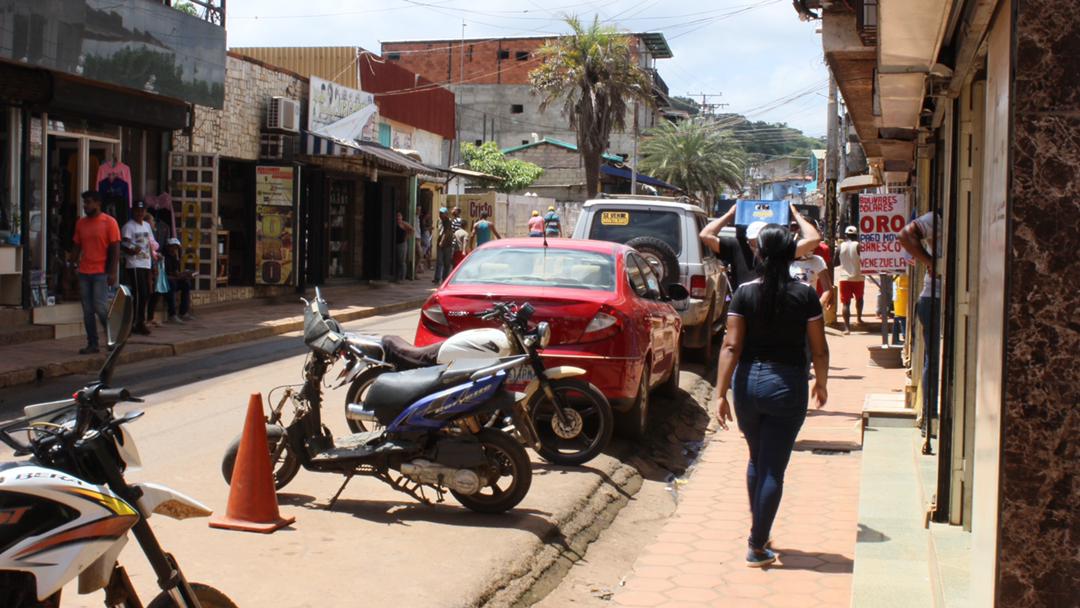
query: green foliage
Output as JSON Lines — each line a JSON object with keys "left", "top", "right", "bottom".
{"left": 173, "top": 2, "right": 199, "bottom": 16}
{"left": 529, "top": 15, "right": 654, "bottom": 198}
{"left": 460, "top": 142, "right": 544, "bottom": 193}
{"left": 717, "top": 114, "right": 825, "bottom": 158}
{"left": 639, "top": 118, "right": 746, "bottom": 199}
{"left": 669, "top": 96, "right": 701, "bottom": 116}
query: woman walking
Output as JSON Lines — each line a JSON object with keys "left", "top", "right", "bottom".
{"left": 715, "top": 224, "right": 830, "bottom": 567}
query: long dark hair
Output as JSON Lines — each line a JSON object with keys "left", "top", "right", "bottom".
{"left": 756, "top": 224, "right": 797, "bottom": 320}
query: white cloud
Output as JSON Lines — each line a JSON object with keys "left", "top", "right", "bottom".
{"left": 226, "top": 0, "right": 828, "bottom": 135}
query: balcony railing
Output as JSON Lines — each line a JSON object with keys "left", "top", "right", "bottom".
{"left": 162, "top": 0, "right": 225, "bottom": 27}
{"left": 856, "top": 0, "right": 877, "bottom": 46}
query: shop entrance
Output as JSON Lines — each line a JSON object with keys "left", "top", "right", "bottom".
{"left": 43, "top": 128, "right": 119, "bottom": 305}
{"left": 218, "top": 159, "right": 256, "bottom": 286}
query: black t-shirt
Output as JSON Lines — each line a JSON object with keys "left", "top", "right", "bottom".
{"left": 729, "top": 280, "right": 824, "bottom": 367}
{"left": 719, "top": 234, "right": 760, "bottom": 288}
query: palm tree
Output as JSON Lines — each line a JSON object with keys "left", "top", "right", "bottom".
{"left": 530, "top": 16, "right": 653, "bottom": 198}
{"left": 638, "top": 118, "right": 746, "bottom": 204}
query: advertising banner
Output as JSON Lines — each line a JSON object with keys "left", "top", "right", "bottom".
{"left": 309, "top": 76, "right": 379, "bottom": 143}
{"left": 857, "top": 193, "right": 910, "bottom": 274}
{"left": 255, "top": 166, "right": 295, "bottom": 285}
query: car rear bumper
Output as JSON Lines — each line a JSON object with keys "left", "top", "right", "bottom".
{"left": 678, "top": 298, "right": 709, "bottom": 327}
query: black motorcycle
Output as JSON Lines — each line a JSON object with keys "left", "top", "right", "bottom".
{"left": 221, "top": 289, "right": 533, "bottom": 514}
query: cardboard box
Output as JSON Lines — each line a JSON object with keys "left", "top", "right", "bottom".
{"left": 735, "top": 200, "right": 790, "bottom": 226}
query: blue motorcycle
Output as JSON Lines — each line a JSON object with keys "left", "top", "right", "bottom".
{"left": 220, "top": 289, "right": 532, "bottom": 514}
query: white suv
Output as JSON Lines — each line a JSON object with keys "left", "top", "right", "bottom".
{"left": 572, "top": 195, "right": 730, "bottom": 359}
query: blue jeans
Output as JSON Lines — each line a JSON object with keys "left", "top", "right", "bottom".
{"left": 916, "top": 296, "right": 940, "bottom": 430}
{"left": 167, "top": 277, "right": 191, "bottom": 317}
{"left": 891, "top": 316, "right": 907, "bottom": 345}
{"left": 733, "top": 360, "right": 809, "bottom": 549}
{"left": 78, "top": 273, "right": 109, "bottom": 347}
{"left": 434, "top": 245, "right": 454, "bottom": 282}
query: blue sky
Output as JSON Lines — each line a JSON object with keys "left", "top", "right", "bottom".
{"left": 226, "top": 0, "right": 829, "bottom": 136}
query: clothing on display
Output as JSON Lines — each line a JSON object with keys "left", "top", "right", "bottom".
{"left": 97, "top": 160, "right": 133, "bottom": 211}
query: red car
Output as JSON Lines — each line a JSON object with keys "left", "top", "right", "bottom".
{"left": 415, "top": 238, "right": 684, "bottom": 437}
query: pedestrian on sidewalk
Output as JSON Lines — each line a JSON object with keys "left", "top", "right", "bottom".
{"left": 433, "top": 207, "right": 455, "bottom": 284}
{"left": 163, "top": 238, "right": 193, "bottom": 323}
{"left": 715, "top": 223, "right": 830, "bottom": 568}
{"left": 527, "top": 210, "right": 544, "bottom": 237}
{"left": 452, "top": 226, "right": 469, "bottom": 267}
{"left": 837, "top": 226, "right": 865, "bottom": 334}
{"left": 899, "top": 211, "right": 942, "bottom": 436}
{"left": 120, "top": 200, "right": 157, "bottom": 335}
{"left": 419, "top": 210, "right": 432, "bottom": 272}
{"left": 543, "top": 205, "right": 562, "bottom": 237}
{"left": 394, "top": 211, "right": 415, "bottom": 282}
{"left": 700, "top": 203, "right": 822, "bottom": 289}
{"left": 71, "top": 191, "right": 121, "bottom": 355}
{"left": 470, "top": 209, "right": 501, "bottom": 250}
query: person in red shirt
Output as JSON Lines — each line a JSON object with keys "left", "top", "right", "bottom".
{"left": 71, "top": 191, "right": 121, "bottom": 354}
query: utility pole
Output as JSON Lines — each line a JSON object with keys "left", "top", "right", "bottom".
{"left": 692, "top": 93, "right": 727, "bottom": 116}
{"left": 825, "top": 73, "right": 839, "bottom": 253}
{"left": 453, "top": 21, "right": 466, "bottom": 174}
{"left": 631, "top": 101, "right": 638, "bottom": 194}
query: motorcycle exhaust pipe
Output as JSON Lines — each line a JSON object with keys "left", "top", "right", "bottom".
{"left": 345, "top": 403, "right": 379, "bottom": 424}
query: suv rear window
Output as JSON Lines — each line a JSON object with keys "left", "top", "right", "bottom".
{"left": 587, "top": 209, "right": 681, "bottom": 255}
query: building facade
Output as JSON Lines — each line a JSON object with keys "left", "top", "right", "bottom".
{"left": 0, "top": 0, "right": 225, "bottom": 337}
{"left": 380, "top": 34, "right": 675, "bottom": 162}
{"left": 801, "top": 0, "right": 1079, "bottom": 605}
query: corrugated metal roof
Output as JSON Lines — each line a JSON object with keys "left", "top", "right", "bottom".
{"left": 502, "top": 137, "right": 625, "bottom": 163}
{"left": 358, "top": 52, "right": 455, "bottom": 140}
{"left": 231, "top": 47, "right": 358, "bottom": 89}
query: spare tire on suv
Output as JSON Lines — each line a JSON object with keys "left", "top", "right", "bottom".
{"left": 626, "top": 236, "right": 679, "bottom": 285}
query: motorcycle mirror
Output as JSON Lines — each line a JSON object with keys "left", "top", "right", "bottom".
{"left": 665, "top": 283, "right": 690, "bottom": 301}
{"left": 106, "top": 285, "right": 134, "bottom": 348}
{"left": 98, "top": 285, "right": 134, "bottom": 385}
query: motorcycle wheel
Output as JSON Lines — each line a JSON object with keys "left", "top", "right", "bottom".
{"left": 221, "top": 424, "right": 300, "bottom": 491}
{"left": 452, "top": 429, "right": 532, "bottom": 514}
{"left": 146, "top": 583, "right": 238, "bottom": 608}
{"left": 529, "top": 378, "right": 614, "bottom": 466}
{"left": 344, "top": 367, "right": 389, "bottom": 434}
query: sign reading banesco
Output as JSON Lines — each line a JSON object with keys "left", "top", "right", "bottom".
{"left": 857, "top": 193, "right": 909, "bottom": 274}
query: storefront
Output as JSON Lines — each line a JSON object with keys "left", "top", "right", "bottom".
{"left": 0, "top": 0, "right": 226, "bottom": 332}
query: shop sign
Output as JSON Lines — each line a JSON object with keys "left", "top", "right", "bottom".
{"left": 309, "top": 76, "right": 379, "bottom": 143}
{"left": 255, "top": 166, "right": 295, "bottom": 286}
{"left": 857, "top": 193, "right": 909, "bottom": 274}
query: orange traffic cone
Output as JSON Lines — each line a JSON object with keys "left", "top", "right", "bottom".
{"left": 209, "top": 393, "right": 296, "bottom": 533}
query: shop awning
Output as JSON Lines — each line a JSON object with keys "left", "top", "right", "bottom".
{"left": 600, "top": 165, "right": 681, "bottom": 191}
{"left": 839, "top": 173, "right": 882, "bottom": 193}
{"left": 302, "top": 132, "right": 433, "bottom": 174}
{"left": 447, "top": 167, "right": 504, "bottom": 182}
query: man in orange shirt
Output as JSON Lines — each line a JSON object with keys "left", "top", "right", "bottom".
{"left": 71, "top": 191, "right": 120, "bottom": 354}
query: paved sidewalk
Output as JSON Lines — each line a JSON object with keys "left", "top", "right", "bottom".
{"left": 614, "top": 294, "right": 907, "bottom": 607}
{"left": 0, "top": 276, "right": 435, "bottom": 389}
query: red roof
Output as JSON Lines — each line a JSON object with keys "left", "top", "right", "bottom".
{"left": 359, "top": 52, "right": 455, "bottom": 141}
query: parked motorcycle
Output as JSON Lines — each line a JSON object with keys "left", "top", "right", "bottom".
{"left": 0, "top": 286, "right": 235, "bottom": 608}
{"left": 220, "top": 289, "right": 532, "bottom": 514}
{"left": 339, "top": 302, "right": 614, "bottom": 466}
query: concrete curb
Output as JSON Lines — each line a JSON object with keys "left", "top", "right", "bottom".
{"left": 0, "top": 297, "right": 428, "bottom": 390}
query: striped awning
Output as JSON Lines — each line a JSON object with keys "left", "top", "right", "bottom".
{"left": 302, "top": 132, "right": 433, "bottom": 175}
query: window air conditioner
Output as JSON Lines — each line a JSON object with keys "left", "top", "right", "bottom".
{"left": 266, "top": 97, "right": 300, "bottom": 133}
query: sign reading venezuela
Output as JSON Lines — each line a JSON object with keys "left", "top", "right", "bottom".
{"left": 858, "top": 193, "right": 910, "bottom": 274}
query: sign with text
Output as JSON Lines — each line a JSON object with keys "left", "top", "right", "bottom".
{"left": 309, "top": 76, "right": 379, "bottom": 143}
{"left": 858, "top": 193, "right": 909, "bottom": 274}
{"left": 255, "top": 166, "right": 295, "bottom": 286}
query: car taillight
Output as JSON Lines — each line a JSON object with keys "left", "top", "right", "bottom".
{"left": 421, "top": 302, "right": 451, "bottom": 336}
{"left": 581, "top": 311, "right": 620, "bottom": 343}
{"left": 690, "top": 275, "right": 707, "bottom": 299}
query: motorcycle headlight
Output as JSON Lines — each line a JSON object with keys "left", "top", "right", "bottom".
{"left": 536, "top": 322, "right": 551, "bottom": 349}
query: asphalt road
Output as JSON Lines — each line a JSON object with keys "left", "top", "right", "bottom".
{"left": 0, "top": 309, "right": 710, "bottom": 608}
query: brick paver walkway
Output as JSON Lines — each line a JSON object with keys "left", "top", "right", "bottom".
{"left": 614, "top": 287, "right": 907, "bottom": 607}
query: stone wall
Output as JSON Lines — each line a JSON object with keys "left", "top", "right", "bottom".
{"left": 173, "top": 54, "right": 308, "bottom": 160}
{"left": 993, "top": 1, "right": 1080, "bottom": 605}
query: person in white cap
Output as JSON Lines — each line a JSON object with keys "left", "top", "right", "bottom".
{"left": 163, "top": 237, "right": 194, "bottom": 323}
{"left": 699, "top": 203, "right": 821, "bottom": 288}
{"left": 837, "top": 225, "right": 864, "bottom": 334}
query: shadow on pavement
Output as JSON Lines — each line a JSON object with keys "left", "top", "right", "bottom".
{"left": 289, "top": 495, "right": 555, "bottom": 534}
{"left": 772, "top": 547, "right": 855, "bottom": 572}
{"left": 533, "top": 461, "right": 635, "bottom": 500}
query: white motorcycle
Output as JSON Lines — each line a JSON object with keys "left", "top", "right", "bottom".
{"left": 0, "top": 286, "right": 235, "bottom": 607}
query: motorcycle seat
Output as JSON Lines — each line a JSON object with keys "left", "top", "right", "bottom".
{"left": 382, "top": 335, "right": 441, "bottom": 370}
{"left": 366, "top": 365, "right": 449, "bottom": 424}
